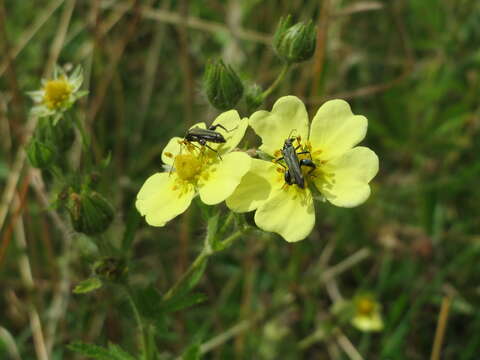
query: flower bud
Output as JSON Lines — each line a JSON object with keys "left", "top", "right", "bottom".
{"left": 245, "top": 83, "right": 264, "bottom": 111}
{"left": 93, "top": 257, "right": 128, "bottom": 283}
{"left": 26, "top": 139, "right": 56, "bottom": 169}
{"left": 204, "top": 59, "right": 244, "bottom": 110}
{"left": 68, "top": 191, "right": 114, "bottom": 235}
{"left": 273, "top": 15, "right": 317, "bottom": 64}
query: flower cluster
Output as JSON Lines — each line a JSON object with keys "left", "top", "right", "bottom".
{"left": 136, "top": 96, "right": 378, "bottom": 242}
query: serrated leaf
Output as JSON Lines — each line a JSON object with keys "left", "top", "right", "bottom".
{"left": 68, "top": 342, "right": 136, "bottom": 360}
{"left": 106, "top": 343, "right": 137, "bottom": 360}
{"left": 73, "top": 277, "right": 102, "bottom": 294}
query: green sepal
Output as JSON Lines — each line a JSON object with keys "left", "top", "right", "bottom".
{"left": 273, "top": 15, "right": 317, "bottom": 63}
{"left": 204, "top": 59, "right": 244, "bottom": 110}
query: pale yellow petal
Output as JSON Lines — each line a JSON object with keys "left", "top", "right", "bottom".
{"left": 254, "top": 187, "right": 315, "bottom": 242}
{"left": 161, "top": 137, "right": 184, "bottom": 165}
{"left": 210, "top": 110, "right": 248, "bottom": 155}
{"left": 309, "top": 99, "right": 367, "bottom": 160}
{"left": 226, "top": 159, "right": 277, "bottom": 212}
{"left": 352, "top": 312, "right": 383, "bottom": 332}
{"left": 136, "top": 173, "right": 195, "bottom": 226}
{"left": 249, "top": 96, "right": 309, "bottom": 156}
{"left": 161, "top": 123, "right": 207, "bottom": 165}
{"left": 316, "top": 147, "right": 379, "bottom": 207}
{"left": 189, "top": 122, "right": 206, "bottom": 130}
{"left": 198, "top": 152, "right": 251, "bottom": 205}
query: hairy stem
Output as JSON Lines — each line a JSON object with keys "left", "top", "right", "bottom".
{"left": 260, "top": 63, "right": 291, "bottom": 101}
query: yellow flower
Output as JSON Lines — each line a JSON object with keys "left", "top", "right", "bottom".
{"left": 28, "top": 65, "right": 87, "bottom": 122}
{"left": 136, "top": 110, "right": 251, "bottom": 227}
{"left": 43, "top": 78, "right": 73, "bottom": 110}
{"left": 227, "top": 96, "right": 378, "bottom": 242}
{"left": 351, "top": 294, "right": 384, "bottom": 332}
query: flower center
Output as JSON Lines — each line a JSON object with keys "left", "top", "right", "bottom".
{"left": 175, "top": 153, "right": 202, "bottom": 181}
{"left": 356, "top": 298, "right": 375, "bottom": 316}
{"left": 43, "top": 78, "right": 72, "bottom": 110}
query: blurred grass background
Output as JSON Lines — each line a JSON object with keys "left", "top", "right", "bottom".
{"left": 1, "top": 0, "right": 480, "bottom": 359}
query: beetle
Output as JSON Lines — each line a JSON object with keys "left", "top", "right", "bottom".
{"left": 274, "top": 136, "right": 316, "bottom": 189}
{"left": 183, "top": 124, "right": 234, "bottom": 156}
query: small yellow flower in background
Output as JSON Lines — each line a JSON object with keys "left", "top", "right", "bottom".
{"left": 136, "top": 111, "right": 250, "bottom": 227}
{"left": 28, "top": 65, "right": 87, "bottom": 122}
{"left": 227, "top": 96, "right": 378, "bottom": 242}
{"left": 351, "top": 294, "right": 384, "bottom": 332}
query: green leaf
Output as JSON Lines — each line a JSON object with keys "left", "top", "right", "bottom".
{"left": 67, "top": 342, "right": 136, "bottom": 360}
{"left": 182, "top": 343, "right": 201, "bottom": 360}
{"left": 105, "top": 343, "right": 137, "bottom": 360}
{"left": 162, "top": 292, "right": 207, "bottom": 313}
{"left": 73, "top": 277, "right": 102, "bottom": 294}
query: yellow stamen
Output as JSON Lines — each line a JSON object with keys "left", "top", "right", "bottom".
{"left": 43, "top": 78, "right": 72, "bottom": 110}
{"left": 175, "top": 154, "right": 201, "bottom": 181}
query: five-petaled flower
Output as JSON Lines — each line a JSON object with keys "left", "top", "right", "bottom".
{"left": 28, "top": 65, "right": 87, "bottom": 123}
{"left": 226, "top": 96, "right": 379, "bottom": 242}
{"left": 351, "top": 294, "right": 384, "bottom": 332}
{"left": 136, "top": 111, "right": 251, "bottom": 227}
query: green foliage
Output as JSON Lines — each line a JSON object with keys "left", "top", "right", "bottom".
{"left": 68, "top": 342, "right": 136, "bottom": 360}
{"left": 73, "top": 277, "right": 103, "bottom": 294}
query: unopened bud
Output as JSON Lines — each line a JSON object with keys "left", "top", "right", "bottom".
{"left": 204, "top": 59, "right": 244, "bottom": 110}
{"left": 68, "top": 191, "right": 114, "bottom": 235}
{"left": 245, "top": 83, "right": 264, "bottom": 111}
{"left": 26, "top": 139, "right": 56, "bottom": 169}
{"left": 273, "top": 15, "right": 316, "bottom": 64}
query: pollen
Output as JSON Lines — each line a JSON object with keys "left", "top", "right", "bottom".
{"left": 43, "top": 78, "right": 72, "bottom": 110}
{"left": 175, "top": 154, "right": 202, "bottom": 181}
{"left": 356, "top": 298, "right": 375, "bottom": 316}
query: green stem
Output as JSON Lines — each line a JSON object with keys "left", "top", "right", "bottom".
{"left": 219, "top": 212, "right": 235, "bottom": 234}
{"left": 260, "top": 63, "right": 291, "bottom": 101}
{"left": 219, "top": 227, "right": 247, "bottom": 249}
{"left": 125, "top": 286, "right": 150, "bottom": 360}
{"left": 162, "top": 227, "right": 248, "bottom": 302}
{"left": 72, "top": 113, "right": 90, "bottom": 153}
{"left": 162, "top": 250, "right": 209, "bottom": 301}
{"left": 71, "top": 113, "right": 94, "bottom": 170}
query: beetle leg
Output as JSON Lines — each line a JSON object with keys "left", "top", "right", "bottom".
{"left": 300, "top": 159, "right": 316, "bottom": 175}
{"left": 204, "top": 143, "right": 222, "bottom": 160}
{"left": 209, "top": 124, "right": 238, "bottom": 133}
